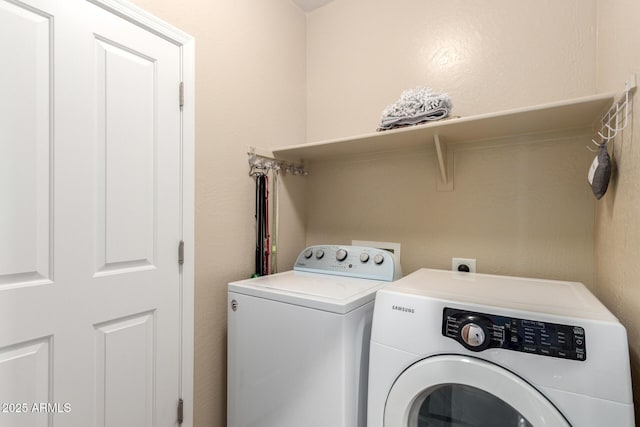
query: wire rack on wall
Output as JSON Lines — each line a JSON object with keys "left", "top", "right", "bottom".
{"left": 247, "top": 146, "right": 308, "bottom": 176}
{"left": 590, "top": 75, "right": 637, "bottom": 150}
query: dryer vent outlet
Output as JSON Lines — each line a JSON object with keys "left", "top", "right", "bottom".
{"left": 452, "top": 258, "right": 476, "bottom": 273}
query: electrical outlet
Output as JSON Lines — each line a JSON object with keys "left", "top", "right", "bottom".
{"left": 452, "top": 258, "right": 476, "bottom": 273}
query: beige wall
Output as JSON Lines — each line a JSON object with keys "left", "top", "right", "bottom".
{"left": 595, "top": 0, "right": 640, "bottom": 421}
{"left": 120, "top": 0, "right": 640, "bottom": 424}
{"left": 305, "top": 137, "right": 596, "bottom": 286}
{"left": 305, "top": 0, "right": 598, "bottom": 287}
{"left": 306, "top": 0, "right": 597, "bottom": 141}
{"left": 128, "top": 1, "right": 307, "bottom": 425}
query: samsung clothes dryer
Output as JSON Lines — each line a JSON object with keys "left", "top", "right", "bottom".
{"left": 368, "top": 268, "right": 634, "bottom": 427}
{"left": 227, "top": 245, "right": 401, "bottom": 427}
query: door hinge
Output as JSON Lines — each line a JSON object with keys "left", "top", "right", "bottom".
{"left": 179, "top": 81, "right": 184, "bottom": 109}
{"left": 178, "top": 240, "right": 184, "bottom": 266}
{"left": 177, "top": 398, "right": 184, "bottom": 424}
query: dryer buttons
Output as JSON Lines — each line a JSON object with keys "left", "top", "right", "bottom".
{"left": 442, "top": 307, "right": 587, "bottom": 361}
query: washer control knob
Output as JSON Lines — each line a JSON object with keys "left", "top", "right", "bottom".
{"left": 461, "top": 323, "right": 486, "bottom": 348}
{"left": 373, "top": 253, "right": 385, "bottom": 265}
{"left": 336, "top": 249, "right": 348, "bottom": 261}
{"left": 360, "top": 252, "right": 370, "bottom": 263}
{"left": 304, "top": 249, "right": 313, "bottom": 259}
{"left": 315, "top": 249, "right": 325, "bottom": 259}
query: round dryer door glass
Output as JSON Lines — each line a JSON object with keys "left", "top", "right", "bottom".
{"left": 412, "top": 384, "right": 532, "bottom": 427}
{"left": 384, "top": 355, "right": 570, "bottom": 427}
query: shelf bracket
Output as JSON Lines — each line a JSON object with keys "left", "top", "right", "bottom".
{"left": 434, "top": 134, "right": 453, "bottom": 191}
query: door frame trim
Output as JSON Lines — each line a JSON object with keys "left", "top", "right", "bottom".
{"left": 87, "top": 1, "right": 195, "bottom": 425}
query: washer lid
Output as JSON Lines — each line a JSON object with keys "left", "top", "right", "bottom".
{"left": 228, "top": 271, "right": 387, "bottom": 314}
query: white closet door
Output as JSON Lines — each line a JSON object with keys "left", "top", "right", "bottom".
{"left": 0, "top": 0, "right": 185, "bottom": 426}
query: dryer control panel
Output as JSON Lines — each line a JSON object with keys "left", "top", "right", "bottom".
{"left": 442, "top": 307, "right": 586, "bottom": 361}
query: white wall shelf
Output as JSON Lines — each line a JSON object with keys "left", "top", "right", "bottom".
{"left": 271, "top": 92, "right": 616, "bottom": 190}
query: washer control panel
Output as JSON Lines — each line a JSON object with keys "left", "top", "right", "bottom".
{"left": 442, "top": 307, "right": 586, "bottom": 361}
{"left": 293, "top": 245, "right": 401, "bottom": 281}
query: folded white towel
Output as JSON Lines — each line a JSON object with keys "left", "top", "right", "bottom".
{"left": 378, "top": 87, "right": 452, "bottom": 131}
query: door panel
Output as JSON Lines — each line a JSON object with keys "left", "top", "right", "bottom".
{"left": 95, "top": 36, "right": 157, "bottom": 273}
{"left": 0, "top": 337, "right": 52, "bottom": 427}
{"left": 95, "top": 312, "right": 155, "bottom": 427}
{"left": 0, "top": 0, "right": 52, "bottom": 288}
{"left": 0, "top": 0, "right": 185, "bottom": 426}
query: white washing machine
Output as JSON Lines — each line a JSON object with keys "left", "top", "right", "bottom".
{"left": 228, "top": 245, "right": 402, "bottom": 427}
{"left": 368, "top": 268, "right": 634, "bottom": 427}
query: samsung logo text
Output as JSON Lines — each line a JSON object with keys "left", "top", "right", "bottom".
{"left": 392, "top": 305, "right": 414, "bottom": 314}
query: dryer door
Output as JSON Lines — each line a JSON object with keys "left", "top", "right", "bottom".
{"left": 385, "top": 355, "right": 570, "bottom": 427}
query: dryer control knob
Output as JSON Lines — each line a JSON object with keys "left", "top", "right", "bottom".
{"left": 315, "top": 249, "right": 325, "bottom": 259}
{"left": 336, "top": 249, "right": 348, "bottom": 261}
{"left": 304, "top": 249, "right": 313, "bottom": 259}
{"left": 461, "top": 323, "right": 486, "bottom": 348}
{"left": 360, "top": 252, "right": 370, "bottom": 263}
{"left": 374, "top": 253, "right": 385, "bottom": 265}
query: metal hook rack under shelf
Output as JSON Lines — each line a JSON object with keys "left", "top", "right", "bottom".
{"left": 248, "top": 146, "right": 308, "bottom": 176}
{"left": 590, "top": 75, "right": 637, "bottom": 151}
